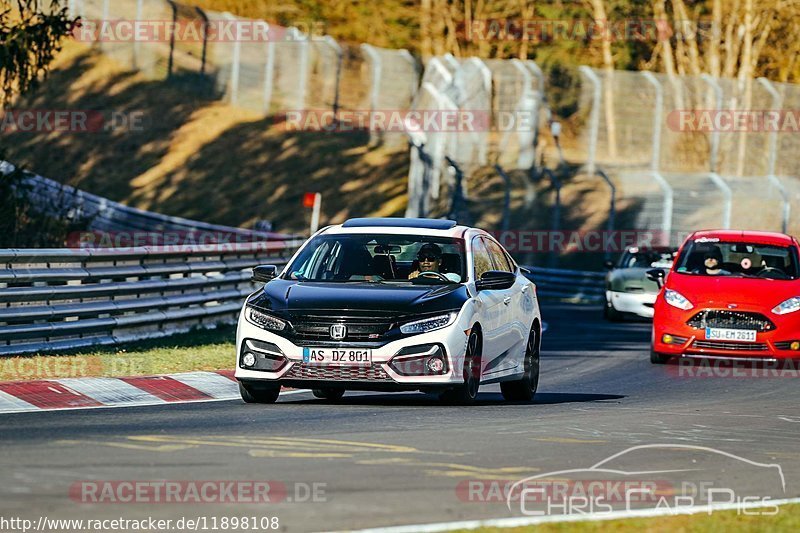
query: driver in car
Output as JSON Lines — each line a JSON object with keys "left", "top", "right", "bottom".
{"left": 408, "top": 243, "right": 461, "bottom": 282}
{"left": 693, "top": 246, "right": 731, "bottom": 276}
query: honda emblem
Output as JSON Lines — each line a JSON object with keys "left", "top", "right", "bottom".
{"left": 330, "top": 324, "right": 347, "bottom": 340}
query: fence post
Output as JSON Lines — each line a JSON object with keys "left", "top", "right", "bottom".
{"left": 701, "top": 74, "right": 722, "bottom": 174}
{"left": 542, "top": 168, "right": 561, "bottom": 268}
{"left": 196, "top": 7, "right": 210, "bottom": 76}
{"left": 493, "top": 164, "right": 512, "bottom": 232}
{"left": 641, "top": 71, "right": 674, "bottom": 245}
{"left": 262, "top": 22, "right": 276, "bottom": 113}
{"left": 325, "top": 36, "right": 343, "bottom": 116}
{"left": 757, "top": 77, "right": 790, "bottom": 233}
{"left": 289, "top": 27, "right": 310, "bottom": 110}
{"left": 131, "top": 0, "right": 144, "bottom": 69}
{"left": 224, "top": 12, "right": 242, "bottom": 106}
{"left": 360, "top": 44, "right": 381, "bottom": 145}
{"left": 579, "top": 66, "right": 601, "bottom": 176}
{"left": 166, "top": 0, "right": 177, "bottom": 77}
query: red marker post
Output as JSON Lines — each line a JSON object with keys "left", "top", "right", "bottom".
{"left": 303, "top": 192, "right": 322, "bottom": 235}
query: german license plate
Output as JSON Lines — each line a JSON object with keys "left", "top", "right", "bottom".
{"left": 302, "top": 347, "right": 372, "bottom": 366}
{"left": 705, "top": 328, "right": 757, "bottom": 342}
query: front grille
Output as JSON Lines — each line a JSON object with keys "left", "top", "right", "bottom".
{"left": 687, "top": 310, "right": 775, "bottom": 332}
{"left": 290, "top": 315, "right": 396, "bottom": 342}
{"left": 691, "top": 340, "right": 769, "bottom": 351}
{"left": 283, "top": 363, "right": 393, "bottom": 381}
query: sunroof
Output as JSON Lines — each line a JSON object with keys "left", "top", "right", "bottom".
{"left": 341, "top": 218, "right": 458, "bottom": 230}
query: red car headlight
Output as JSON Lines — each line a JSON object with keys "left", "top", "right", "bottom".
{"left": 664, "top": 289, "right": 693, "bottom": 310}
{"left": 772, "top": 297, "right": 800, "bottom": 315}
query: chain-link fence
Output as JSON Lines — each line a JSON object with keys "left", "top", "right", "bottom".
{"left": 575, "top": 66, "right": 800, "bottom": 243}
{"left": 405, "top": 56, "right": 545, "bottom": 218}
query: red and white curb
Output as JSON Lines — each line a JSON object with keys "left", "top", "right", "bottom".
{"left": 0, "top": 370, "right": 306, "bottom": 414}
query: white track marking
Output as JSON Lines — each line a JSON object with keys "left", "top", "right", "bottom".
{"left": 0, "top": 387, "right": 311, "bottom": 415}
{"left": 337, "top": 497, "right": 800, "bottom": 533}
{"left": 56, "top": 377, "right": 166, "bottom": 406}
{"left": 169, "top": 371, "right": 240, "bottom": 399}
{"left": 0, "top": 389, "right": 38, "bottom": 412}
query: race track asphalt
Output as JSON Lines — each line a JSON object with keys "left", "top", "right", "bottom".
{"left": 2, "top": 302, "right": 799, "bottom": 532}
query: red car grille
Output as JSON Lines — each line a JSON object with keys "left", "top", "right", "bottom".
{"left": 691, "top": 340, "right": 769, "bottom": 351}
{"left": 284, "top": 363, "right": 393, "bottom": 381}
{"left": 687, "top": 310, "right": 775, "bottom": 332}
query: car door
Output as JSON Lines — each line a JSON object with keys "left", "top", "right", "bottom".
{"left": 470, "top": 236, "right": 504, "bottom": 373}
{"left": 483, "top": 237, "right": 525, "bottom": 373}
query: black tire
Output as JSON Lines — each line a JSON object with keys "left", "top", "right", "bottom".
{"left": 312, "top": 388, "right": 345, "bottom": 401}
{"left": 650, "top": 349, "right": 671, "bottom": 364}
{"left": 239, "top": 381, "right": 280, "bottom": 404}
{"left": 440, "top": 329, "right": 482, "bottom": 405}
{"left": 501, "top": 325, "right": 540, "bottom": 402}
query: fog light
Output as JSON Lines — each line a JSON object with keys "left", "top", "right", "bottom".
{"left": 426, "top": 356, "right": 444, "bottom": 373}
{"left": 662, "top": 334, "right": 674, "bottom": 344}
{"left": 791, "top": 341, "right": 800, "bottom": 351}
{"left": 242, "top": 352, "right": 256, "bottom": 367}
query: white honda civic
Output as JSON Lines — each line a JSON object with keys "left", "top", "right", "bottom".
{"left": 235, "top": 218, "right": 542, "bottom": 405}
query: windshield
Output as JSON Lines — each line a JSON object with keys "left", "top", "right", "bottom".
{"left": 284, "top": 234, "right": 466, "bottom": 284}
{"left": 675, "top": 240, "right": 799, "bottom": 280}
{"left": 618, "top": 249, "right": 675, "bottom": 269}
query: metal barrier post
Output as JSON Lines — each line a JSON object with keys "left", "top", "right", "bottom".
{"left": 758, "top": 77, "right": 791, "bottom": 233}
{"left": 579, "top": 66, "right": 602, "bottom": 176}
{"left": 641, "top": 71, "right": 674, "bottom": 244}
{"left": 701, "top": 74, "right": 722, "bottom": 174}
{"left": 361, "top": 44, "right": 381, "bottom": 145}
{"left": 196, "top": 7, "right": 210, "bottom": 75}
{"left": 493, "top": 164, "right": 512, "bottom": 232}
{"left": 325, "top": 36, "right": 343, "bottom": 116}
{"left": 166, "top": 1, "right": 177, "bottom": 77}
{"left": 132, "top": 0, "right": 144, "bottom": 69}
{"left": 542, "top": 168, "right": 561, "bottom": 268}
{"left": 289, "top": 27, "right": 310, "bottom": 110}
{"left": 225, "top": 12, "right": 242, "bottom": 106}
{"left": 262, "top": 22, "right": 276, "bottom": 113}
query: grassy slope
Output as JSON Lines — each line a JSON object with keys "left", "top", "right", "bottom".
{"left": 3, "top": 40, "right": 410, "bottom": 234}
{"left": 0, "top": 326, "right": 236, "bottom": 382}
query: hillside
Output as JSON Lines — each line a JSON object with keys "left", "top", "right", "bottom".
{"left": 3, "top": 41, "right": 411, "bottom": 233}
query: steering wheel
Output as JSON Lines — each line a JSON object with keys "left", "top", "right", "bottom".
{"left": 416, "top": 270, "right": 451, "bottom": 282}
{"left": 757, "top": 267, "right": 790, "bottom": 280}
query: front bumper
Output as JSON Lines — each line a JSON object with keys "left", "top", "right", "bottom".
{"left": 234, "top": 313, "right": 471, "bottom": 389}
{"left": 652, "top": 303, "right": 800, "bottom": 360}
{"left": 607, "top": 290, "right": 656, "bottom": 318}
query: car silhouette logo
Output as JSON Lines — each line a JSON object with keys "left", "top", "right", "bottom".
{"left": 728, "top": 303, "right": 738, "bottom": 309}
{"left": 330, "top": 324, "right": 347, "bottom": 340}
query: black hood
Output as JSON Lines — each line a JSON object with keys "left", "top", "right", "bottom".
{"left": 248, "top": 279, "right": 469, "bottom": 317}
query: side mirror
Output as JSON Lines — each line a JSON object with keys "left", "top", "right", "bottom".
{"left": 646, "top": 268, "right": 666, "bottom": 288}
{"left": 476, "top": 270, "right": 516, "bottom": 291}
{"left": 252, "top": 265, "right": 277, "bottom": 283}
{"left": 604, "top": 260, "right": 615, "bottom": 270}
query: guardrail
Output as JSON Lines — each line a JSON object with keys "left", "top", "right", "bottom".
{"left": 524, "top": 266, "right": 605, "bottom": 303}
{"left": 0, "top": 241, "right": 303, "bottom": 356}
{"left": 2, "top": 162, "right": 292, "bottom": 243}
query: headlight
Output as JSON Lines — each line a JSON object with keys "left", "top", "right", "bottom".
{"left": 772, "top": 297, "right": 800, "bottom": 315}
{"left": 664, "top": 289, "right": 693, "bottom": 310}
{"left": 399, "top": 313, "right": 457, "bottom": 335}
{"left": 245, "top": 306, "right": 287, "bottom": 331}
